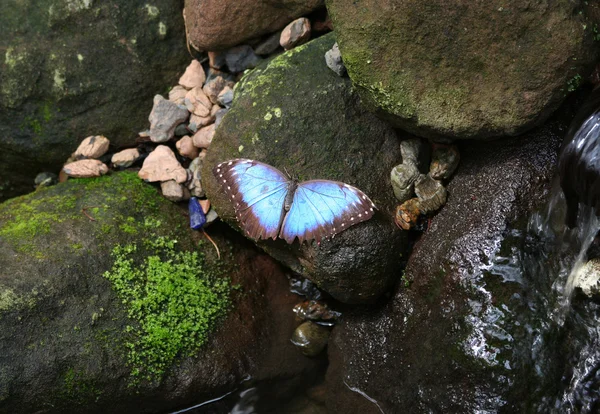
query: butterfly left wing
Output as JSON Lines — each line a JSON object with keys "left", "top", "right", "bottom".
{"left": 279, "top": 180, "right": 376, "bottom": 244}
{"left": 213, "top": 159, "right": 291, "bottom": 240}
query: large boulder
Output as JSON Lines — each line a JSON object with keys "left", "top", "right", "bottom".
{"left": 326, "top": 0, "right": 600, "bottom": 140}
{"left": 323, "top": 107, "right": 571, "bottom": 412}
{"left": 184, "top": 0, "right": 324, "bottom": 51}
{"left": 0, "top": 172, "right": 318, "bottom": 413}
{"left": 0, "top": 0, "right": 189, "bottom": 201}
{"left": 203, "top": 33, "right": 409, "bottom": 304}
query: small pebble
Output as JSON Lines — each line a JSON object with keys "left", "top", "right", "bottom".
{"left": 390, "top": 163, "right": 420, "bottom": 203}
{"left": 395, "top": 198, "right": 421, "bottom": 230}
{"left": 291, "top": 321, "right": 330, "bottom": 357}
{"left": 255, "top": 31, "right": 283, "bottom": 56}
{"left": 192, "top": 124, "right": 216, "bottom": 149}
{"left": 74, "top": 135, "right": 110, "bottom": 159}
{"left": 179, "top": 60, "right": 206, "bottom": 90}
{"left": 176, "top": 135, "right": 199, "bottom": 159}
{"left": 63, "top": 159, "right": 109, "bottom": 178}
{"left": 187, "top": 157, "right": 204, "bottom": 197}
{"left": 189, "top": 197, "right": 207, "bottom": 229}
{"left": 325, "top": 42, "right": 346, "bottom": 77}
{"left": 225, "top": 45, "right": 262, "bottom": 73}
{"left": 414, "top": 174, "right": 447, "bottom": 214}
{"left": 161, "top": 180, "right": 185, "bottom": 202}
{"left": 174, "top": 123, "right": 189, "bottom": 137}
{"left": 203, "top": 70, "right": 235, "bottom": 104}
{"left": 168, "top": 85, "right": 188, "bottom": 105}
{"left": 138, "top": 145, "right": 187, "bottom": 183}
{"left": 430, "top": 144, "right": 460, "bottom": 180}
{"left": 400, "top": 138, "right": 427, "bottom": 170}
{"left": 204, "top": 209, "right": 218, "bottom": 227}
{"left": 217, "top": 86, "right": 234, "bottom": 108}
{"left": 199, "top": 199, "right": 210, "bottom": 214}
{"left": 111, "top": 148, "right": 141, "bottom": 168}
{"left": 185, "top": 86, "right": 212, "bottom": 117}
{"left": 148, "top": 95, "right": 190, "bottom": 143}
{"left": 280, "top": 18, "right": 311, "bottom": 50}
{"left": 34, "top": 172, "right": 58, "bottom": 188}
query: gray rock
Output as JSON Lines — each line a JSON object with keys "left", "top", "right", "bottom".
{"left": 325, "top": 42, "right": 346, "bottom": 76}
{"left": 202, "top": 34, "right": 408, "bottom": 304}
{"left": 225, "top": 45, "right": 262, "bottom": 73}
{"left": 0, "top": 0, "right": 190, "bottom": 201}
{"left": 400, "top": 138, "right": 427, "bottom": 170}
{"left": 203, "top": 70, "right": 236, "bottom": 104}
{"left": 160, "top": 179, "right": 185, "bottom": 202}
{"left": 174, "top": 123, "right": 190, "bottom": 137}
{"left": 414, "top": 174, "right": 447, "bottom": 213}
{"left": 255, "top": 31, "right": 283, "bottom": 56}
{"left": 187, "top": 157, "right": 204, "bottom": 197}
{"left": 34, "top": 172, "right": 58, "bottom": 188}
{"left": 217, "top": 87, "right": 234, "bottom": 109}
{"left": 390, "top": 163, "right": 420, "bottom": 203}
{"left": 214, "top": 108, "right": 230, "bottom": 127}
{"left": 204, "top": 209, "right": 219, "bottom": 226}
{"left": 430, "top": 144, "right": 460, "bottom": 180}
{"left": 148, "top": 95, "right": 190, "bottom": 143}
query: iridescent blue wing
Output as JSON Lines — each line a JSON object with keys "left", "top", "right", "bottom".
{"left": 279, "top": 180, "right": 376, "bottom": 244}
{"left": 213, "top": 159, "right": 291, "bottom": 240}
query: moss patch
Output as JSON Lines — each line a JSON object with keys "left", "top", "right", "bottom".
{"left": 103, "top": 236, "right": 231, "bottom": 383}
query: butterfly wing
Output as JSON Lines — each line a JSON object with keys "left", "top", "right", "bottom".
{"left": 279, "top": 180, "right": 376, "bottom": 244}
{"left": 213, "top": 159, "right": 291, "bottom": 240}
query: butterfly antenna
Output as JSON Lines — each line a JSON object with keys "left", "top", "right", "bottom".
{"left": 201, "top": 228, "right": 221, "bottom": 259}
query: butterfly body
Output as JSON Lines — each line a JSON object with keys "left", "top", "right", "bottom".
{"left": 213, "top": 159, "right": 376, "bottom": 244}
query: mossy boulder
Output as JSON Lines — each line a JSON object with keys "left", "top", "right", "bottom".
{"left": 323, "top": 110, "right": 572, "bottom": 411}
{"left": 0, "top": 172, "right": 318, "bottom": 413}
{"left": 0, "top": 0, "right": 189, "bottom": 201}
{"left": 202, "top": 33, "right": 409, "bottom": 304}
{"left": 326, "top": 0, "right": 600, "bottom": 140}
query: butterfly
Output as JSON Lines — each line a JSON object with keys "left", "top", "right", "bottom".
{"left": 213, "top": 159, "right": 376, "bottom": 244}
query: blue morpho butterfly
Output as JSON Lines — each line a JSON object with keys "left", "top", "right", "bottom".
{"left": 213, "top": 159, "right": 376, "bottom": 244}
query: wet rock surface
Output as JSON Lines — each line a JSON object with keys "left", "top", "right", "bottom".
{"left": 0, "top": 0, "right": 189, "bottom": 201}
{"left": 325, "top": 113, "right": 567, "bottom": 412}
{"left": 0, "top": 173, "right": 319, "bottom": 413}
{"left": 203, "top": 34, "right": 409, "bottom": 304}
{"left": 326, "top": 0, "right": 600, "bottom": 140}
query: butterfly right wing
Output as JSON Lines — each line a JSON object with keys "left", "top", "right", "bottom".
{"left": 213, "top": 159, "right": 290, "bottom": 240}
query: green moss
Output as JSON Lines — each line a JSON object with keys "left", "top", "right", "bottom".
{"left": 60, "top": 367, "right": 103, "bottom": 404}
{"left": 567, "top": 74, "right": 583, "bottom": 92}
{"left": 103, "top": 236, "right": 231, "bottom": 383}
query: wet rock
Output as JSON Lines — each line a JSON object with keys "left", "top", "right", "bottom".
{"left": 184, "top": 0, "right": 324, "bottom": 50}
{"left": 217, "top": 86, "right": 234, "bottom": 108}
{"left": 0, "top": 173, "right": 319, "bottom": 413}
{"left": 414, "top": 174, "right": 447, "bottom": 214}
{"left": 390, "top": 163, "right": 420, "bottom": 203}
{"left": 225, "top": 45, "right": 262, "bottom": 73}
{"left": 293, "top": 300, "right": 340, "bottom": 326}
{"left": 325, "top": 42, "right": 346, "bottom": 77}
{"left": 34, "top": 172, "right": 58, "bottom": 188}
{"left": 62, "top": 159, "right": 109, "bottom": 178}
{"left": 280, "top": 18, "right": 312, "bottom": 50}
{"left": 202, "top": 34, "right": 408, "bottom": 304}
{"left": 203, "top": 71, "right": 236, "bottom": 104}
{"left": 289, "top": 276, "right": 323, "bottom": 301}
{"left": 138, "top": 145, "right": 187, "bottom": 183}
{"left": 324, "top": 115, "right": 566, "bottom": 412}
{"left": 0, "top": 0, "right": 190, "bottom": 201}
{"left": 574, "top": 258, "right": 600, "bottom": 298}
{"left": 176, "top": 135, "right": 200, "bottom": 159}
{"left": 73, "top": 135, "right": 110, "bottom": 159}
{"left": 148, "top": 95, "right": 190, "bottom": 143}
{"left": 291, "top": 321, "right": 330, "bottom": 357}
{"left": 327, "top": 0, "right": 600, "bottom": 139}
{"left": 255, "top": 31, "right": 283, "bottom": 56}
{"left": 394, "top": 198, "right": 421, "bottom": 230}
{"left": 192, "top": 124, "right": 216, "bottom": 149}
{"left": 168, "top": 85, "right": 188, "bottom": 105}
{"left": 187, "top": 157, "right": 204, "bottom": 197}
{"left": 178, "top": 59, "right": 206, "bottom": 89}
{"left": 430, "top": 144, "right": 460, "bottom": 180}
{"left": 111, "top": 148, "right": 141, "bottom": 169}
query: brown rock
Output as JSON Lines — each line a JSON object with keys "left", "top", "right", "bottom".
{"left": 414, "top": 174, "right": 447, "bottom": 214}
{"left": 168, "top": 85, "right": 188, "bottom": 105}
{"left": 62, "top": 159, "right": 109, "bottom": 178}
{"left": 208, "top": 51, "right": 227, "bottom": 70}
{"left": 184, "top": 86, "right": 212, "bottom": 117}
{"left": 111, "top": 148, "right": 141, "bottom": 168}
{"left": 280, "top": 18, "right": 311, "bottom": 50}
{"left": 199, "top": 199, "right": 210, "bottom": 214}
{"left": 188, "top": 114, "right": 213, "bottom": 132}
{"left": 73, "top": 135, "right": 110, "bottom": 159}
{"left": 192, "top": 124, "right": 216, "bottom": 149}
{"left": 178, "top": 60, "right": 206, "bottom": 89}
{"left": 160, "top": 180, "right": 185, "bottom": 202}
{"left": 138, "top": 145, "right": 187, "bottom": 183}
{"left": 430, "top": 144, "right": 460, "bottom": 181}
{"left": 176, "top": 135, "right": 200, "bottom": 159}
{"left": 394, "top": 198, "right": 421, "bottom": 230}
{"left": 184, "top": 0, "right": 325, "bottom": 51}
